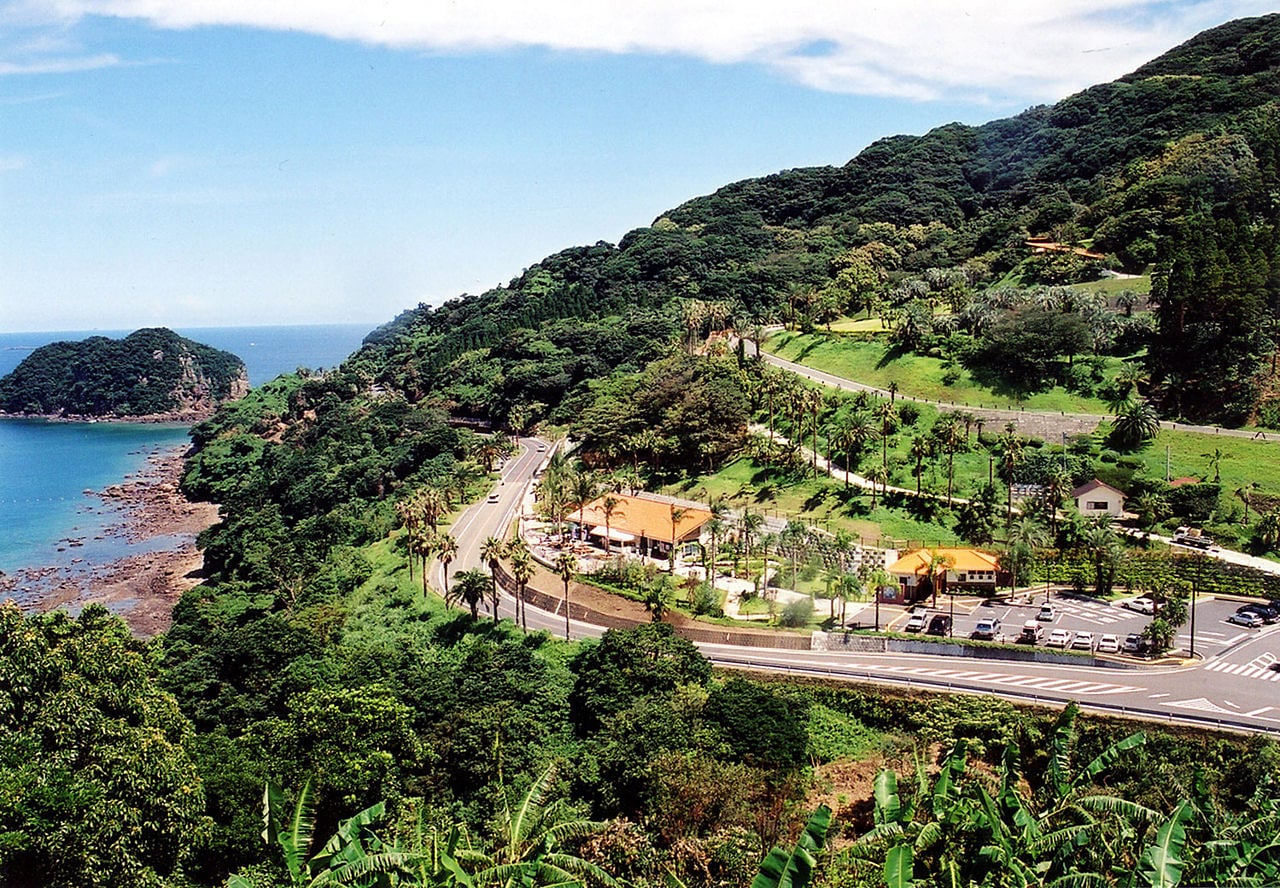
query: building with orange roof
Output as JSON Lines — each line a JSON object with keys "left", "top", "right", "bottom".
{"left": 888, "top": 547, "right": 1007, "bottom": 600}
{"left": 573, "top": 491, "right": 713, "bottom": 561}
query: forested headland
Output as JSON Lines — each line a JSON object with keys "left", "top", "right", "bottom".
{"left": 5, "top": 14, "right": 1280, "bottom": 888}
{"left": 0, "top": 327, "right": 248, "bottom": 419}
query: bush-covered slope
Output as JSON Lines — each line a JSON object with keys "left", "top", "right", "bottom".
{"left": 0, "top": 327, "right": 248, "bottom": 418}
{"left": 347, "top": 15, "right": 1280, "bottom": 426}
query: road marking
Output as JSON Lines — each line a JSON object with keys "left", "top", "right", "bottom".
{"left": 1247, "top": 706, "right": 1274, "bottom": 716}
{"left": 818, "top": 661, "right": 1144, "bottom": 695}
{"left": 1149, "top": 693, "right": 1170, "bottom": 698}
{"left": 1170, "top": 697, "right": 1235, "bottom": 714}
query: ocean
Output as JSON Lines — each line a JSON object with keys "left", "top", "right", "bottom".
{"left": 0, "top": 323, "right": 373, "bottom": 575}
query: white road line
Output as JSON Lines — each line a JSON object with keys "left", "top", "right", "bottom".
{"left": 1149, "top": 692, "right": 1170, "bottom": 698}
{"left": 1248, "top": 706, "right": 1275, "bottom": 716}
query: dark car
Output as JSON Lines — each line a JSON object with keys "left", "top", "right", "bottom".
{"left": 1239, "top": 602, "right": 1280, "bottom": 624}
{"left": 926, "top": 614, "right": 952, "bottom": 636}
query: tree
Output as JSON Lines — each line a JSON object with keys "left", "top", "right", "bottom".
{"left": 509, "top": 539, "right": 534, "bottom": 631}
{"left": 668, "top": 505, "right": 688, "bottom": 574}
{"left": 909, "top": 434, "right": 930, "bottom": 496}
{"left": 450, "top": 568, "right": 490, "bottom": 620}
{"left": 555, "top": 550, "right": 578, "bottom": 641}
{"left": 600, "top": 493, "right": 622, "bottom": 556}
{"left": 874, "top": 400, "right": 899, "bottom": 470}
{"left": 480, "top": 535, "right": 508, "bottom": 623}
{"left": 996, "top": 426, "right": 1025, "bottom": 523}
{"left": 1111, "top": 398, "right": 1162, "bottom": 450}
{"left": 0, "top": 604, "right": 208, "bottom": 888}
{"left": 436, "top": 532, "right": 459, "bottom": 597}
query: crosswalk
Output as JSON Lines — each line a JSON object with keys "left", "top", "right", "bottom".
{"left": 1049, "top": 597, "right": 1131, "bottom": 627}
{"left": 1202, "top": 652, "right": 1280, "bottom": 681}
{"left": 866, "top": 662, "right": 1145, "bottom": 695}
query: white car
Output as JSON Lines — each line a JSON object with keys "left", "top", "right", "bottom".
{"left": 1125, "top": 597, "right": 1156, "bottom": 614}
{"left": 904, "top": 611, "right": 929, "bottom": 632}
{"left": 486, "top": 492, "right": 500, "bottom": 503}
{"left": 1071, "top": 631, "right": 1096, "bottom": 651}
{"left": 1096, "top": 633, "right": 1120, "bottom": 653}
{"left": 1037, "top": 605, "right": 1056, "bottom": 622}
{"left": 1047, "top": 628, "right": 1073, "bottom": 648}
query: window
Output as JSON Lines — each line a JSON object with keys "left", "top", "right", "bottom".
{"left": 1088, "top": 500, "right": 1109, "bottom": 510}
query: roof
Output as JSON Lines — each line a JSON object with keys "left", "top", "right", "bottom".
{"left": 888, "top": 547, "right": 1001, "bottom": 576}
{"left": 576, "top": 492, "right": 712, "bottom": 544}
{"left": 1071, "top": 478, "right": 1126, "bottom": 499}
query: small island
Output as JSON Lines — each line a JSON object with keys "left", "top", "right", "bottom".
{"left": 0, "top": 327, "right": 248, "bottom": 421}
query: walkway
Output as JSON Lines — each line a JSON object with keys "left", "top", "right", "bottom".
{"left": 748, "top": 336, "right": 1280, "bottom": 444}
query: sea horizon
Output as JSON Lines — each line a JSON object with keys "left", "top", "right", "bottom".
{"left": 0, "top": 322, "right": 375, "bottom": 576}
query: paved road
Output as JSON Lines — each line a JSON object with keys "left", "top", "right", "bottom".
{"left": 436, "top": 438, "right": 1280, "bottom": 736}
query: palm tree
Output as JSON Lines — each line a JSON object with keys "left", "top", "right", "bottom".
{"left": 554, "top": 550, "right": 577, "bottom": 640}
{"left": 909, "top": 434, "right": 930, "bottom": 496}
{"left": 866, "top": 463, "right": 888, "bottom": 509}
{"left": 1111, "top": 398, "right": 1161, "bottom": 450}
{"left": 413, "top": 532, "right": 436, "bottom": 597}
{"left": 396, "top": 499, "right": 421, "bottom": 584}
{"left": 436, "top": 533, "right": 459, "bottom": 597}
{"left": 450, "top": 568, "right": 489, "bottom": 620}
{"left": 996, "top": 426, "right": 1025, "bottom": 523}
{"left": 668, "top": 505, "right": 688, "bottom": 574}
{"left": 804, "top": 386, "right": 825, "bottom": 476}
{"left": 479, "top": 536, "right": 507, "bottom": 623}
{"left": 739, "top": 510, "right": 764, "bottom": 581}
{"left": 509, "top": 541, "right": 534, "bottom": 631}
{"left": 571, "top": 469, "right": 601, "bottom": 543}
{"left": 599, "top": 493, "right": 621, "bottom": 556}
{"left": 874, "top": 400, "right": 898, "bottom": 470}
{"left": 1202, "top": 446, "right": 1228, "bottom": 483}
{"left": 417, "top": 486, "right": 449, "bottom": 533}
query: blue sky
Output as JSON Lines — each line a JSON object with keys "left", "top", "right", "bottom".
{"left": 0, "top": 1, "right": 1274, "bottom": 332}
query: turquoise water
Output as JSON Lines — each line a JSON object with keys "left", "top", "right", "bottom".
{"left": 0, "top": 324, "right": 372, "bottom": 574}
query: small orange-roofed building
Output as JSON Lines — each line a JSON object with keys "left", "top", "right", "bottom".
{"left": 573, "top": 491, "right": 713, "bottom": 563}
{"left": 888, "top": 547, "right": 1007, "bottom": 601}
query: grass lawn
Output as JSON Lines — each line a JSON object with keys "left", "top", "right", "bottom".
{"left": 764, "top": 330, "right": 1116, "bottom": 414}
{"left": 1070, "top": 274, "right": 1152, "bottom": 297}
{"left": 1125, "top": 428, "right": 1280, "bottom": 496}
{"left": 663, "top": 457, "right": 966, "bottom": 550}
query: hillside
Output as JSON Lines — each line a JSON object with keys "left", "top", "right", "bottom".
{"left": 354, "top": 13, "right": 1280, "bottom": 427}
{"left": 0, "top": 327, "right": 248, "bottom": 419}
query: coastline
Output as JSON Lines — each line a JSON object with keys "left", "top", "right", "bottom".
{"left": 0, "top": 447, "right": 219, "bottom": 637}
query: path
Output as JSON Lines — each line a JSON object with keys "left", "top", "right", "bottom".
{"left": 748, "top": 336, "right": 1280, "bottom": 444}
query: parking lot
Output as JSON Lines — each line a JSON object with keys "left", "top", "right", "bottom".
{"left": 882, "top": 590, "right": 1277, "bottom": 657}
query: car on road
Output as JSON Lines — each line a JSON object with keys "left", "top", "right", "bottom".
{"left": 926, "top": 614, "right": 952, "bottom": 636}
{"left": 972, "top": 617, "right": 1001, "bottom": 640}
{"left": 1122, "top": 632, "right": 1148, "bottom": 654}
{"left": 1096, "top": 633, "right": 1121, "bottom": 653}
{"left": 904, "top": 610, "right": 929, "bottom": 632}
{"left": 1071, "top": 631, "right": 1096, "bottom": 651}
{"left": 536, "top": 444, "right": 547, "bottom": 452}
{"left": 1125, "top": 597, "right": 1156, "bottom": 614}
{"left": 1037, "top": 604, "right": 1056, "bottom": 622}
{"left": 1018, "top": 621, "right": 1043, "bottom": 644}
{"left": 1047, "top": 628, "right": 1073, "bottom": 648}
{"left": 1228, "top": 611, "right": 1265, "bottom": 628}
{"left": 487, "top": 492, "right": 501, "bottom": 503}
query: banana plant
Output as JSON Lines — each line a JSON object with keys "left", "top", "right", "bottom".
{"left": 751, "top": 804, "right": 832, "bottom": 888}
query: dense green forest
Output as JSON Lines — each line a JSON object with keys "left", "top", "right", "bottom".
{"left": 0, "top": 327, "right": 247, "bottom": 417}
{"left": 6, "top": 15, "right": 1280, "bottom": 888}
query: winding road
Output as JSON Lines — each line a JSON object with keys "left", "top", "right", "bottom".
{"left": 440, "top": 438, "right": 1280, "bottom": 738}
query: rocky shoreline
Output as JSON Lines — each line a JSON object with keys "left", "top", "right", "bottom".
{"left": 0, "top": 447, "right": 219, "bottom": 637}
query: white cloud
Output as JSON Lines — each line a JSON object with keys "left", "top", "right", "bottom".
{"left": 5, "top": 1, "right": 1276, "bottom": 100}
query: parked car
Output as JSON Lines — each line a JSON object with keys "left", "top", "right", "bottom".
{"left": 1096, "top": 633, "right": 1121, "bottom": 653}
{"left": 972, "top": 617, "right": 1001, "bottom": 640}
{"left": 1037, "top": 604, "right": 1056, "bottom": 622}
{"left": 904, "top": 610, "right": 929, "bottom": 632}
{"left": 1071, "top": 631, "right": 1096, "bottom": 651}
{"left": 1228, "top": 611, "right": 1265, "bottom": 628}
{"left": 1122, "top": 633, "right": 1148, "bottom": 654}
{"left": 1238, "top": 603, "right": 1280, "bottom": 624}
{"left": 1047, "top": 628, "right": 1073, "bottom": 648}
{"left": 926, "top": 615, "right": 952, "bottom": 636}
{"left": 1125, "top": 597, "right": 1156, "bottom": 614}
{"left": 1018, "top": 620, "right": 1043, "bottom": 644}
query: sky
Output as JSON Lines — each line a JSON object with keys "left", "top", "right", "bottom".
{"left": 1, "top": 1, "right": 1276, "bottom": 333}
